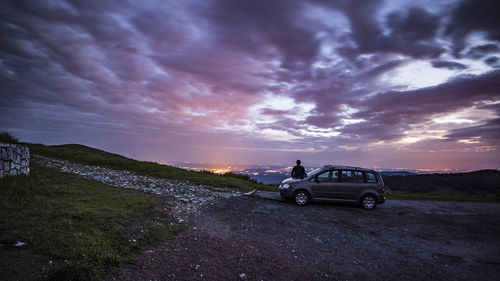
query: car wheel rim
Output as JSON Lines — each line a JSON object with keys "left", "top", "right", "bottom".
{"left": 295, "top": 193, "right": 308, "bottom": 205}
{"left": 363, "top": 197, "right": 375, "bottom": 209}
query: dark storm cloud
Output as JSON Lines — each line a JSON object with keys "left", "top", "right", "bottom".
{"left": 305, "top": 114, "right": 341, "bottom": 129}
{"left": 337, "top": 3, "right": 444, "bottom": 60}
{"left": 201, "top": 0, "right": 321, "bottom": 72}
{"left": 431, "top": 60, "right": 467, "bottom": 70}
{"left": 357, "top": 60, "right": 406, "bottom": 79}
{"left": 445, "top": 0, "right": 500, "bottom": 56}
{"left": 466, "top": 44, "right": 499, "bottom": 59}
{"left": 485, "top": 57, "right": 499, "bottom": 67}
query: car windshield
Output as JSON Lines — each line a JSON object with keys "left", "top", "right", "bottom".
{"left": 307, "top": 168, "right": 323, "bottom": 177}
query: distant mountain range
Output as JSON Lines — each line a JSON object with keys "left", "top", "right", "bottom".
{"left": 379, "top": 171, "right": 417, "bottom": 177}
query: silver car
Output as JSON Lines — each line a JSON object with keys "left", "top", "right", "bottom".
{"left": 279, "top": 165, "right": 386, "bottom": 210}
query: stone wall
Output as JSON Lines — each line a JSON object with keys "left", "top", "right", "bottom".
{"left": 0, "top": 142, "right": 30, "bottom": 178}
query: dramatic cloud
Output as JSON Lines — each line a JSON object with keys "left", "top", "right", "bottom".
{"left": 485, "top": 57, "right": 499, "bottom": 67}
{"left": 466, "top": 44, "right": 499, "bottom": 59}
{"left": 342, "top": 70, "right": 500, "bottom": 142}
{"left": 445, "top": 0, "right": 500, "bottom": 56}
{"left": 431, "top": 60, "right": 467, "bottom": 70}
{"left": 1, "top": 0, "right": 499, "bottom": 170}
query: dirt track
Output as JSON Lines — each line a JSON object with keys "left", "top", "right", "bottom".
{"left": 107, "top": 195, "right": 500, "bottom": 281}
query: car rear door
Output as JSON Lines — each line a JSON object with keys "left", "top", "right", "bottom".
{"left": 338, "top": 170, "right": 366, "bottom": 199}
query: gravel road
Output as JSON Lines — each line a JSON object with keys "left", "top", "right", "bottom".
{"left": 107, "top": 194, "right": 500, "bottom": 281}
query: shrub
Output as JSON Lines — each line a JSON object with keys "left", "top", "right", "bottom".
{"left": 0, "top": 131, "right": 19, "bottom": 144}
{"left": 223, "top": 172, "right": 257, "bottom": 182}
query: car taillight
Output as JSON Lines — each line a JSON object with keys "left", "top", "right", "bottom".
{"left": 381, "top": 185, "right": 385, "bottom": 193}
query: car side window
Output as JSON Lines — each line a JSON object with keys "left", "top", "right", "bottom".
{"left": 341, "top": 170, "right": 365, "bottom": 183}
{"left": 365, "top": 172, "right": 377, "bottom": 183}
{"left": 317, "top": 170, "right": 339, "bottom": 182}
{"left": 317, "top": 171, "right": 331, "bottom": 182}
{"left": 353, "top": 171, "right": 364, "bottom": 183}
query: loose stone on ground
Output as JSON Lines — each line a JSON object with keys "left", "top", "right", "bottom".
{"left": 32, "top": 155, "right": 241, "bottom": 222}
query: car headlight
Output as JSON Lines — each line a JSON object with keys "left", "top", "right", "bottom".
{"left": 280, "top": 183, "right": 290, "bottom": 189}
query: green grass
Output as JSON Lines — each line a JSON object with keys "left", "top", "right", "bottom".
{"left": 29, "top": 143, "right": 276, "bottom": 192}
{"left": 0, "top": 164, "right": 183, "bottom": 281}
{"left": 385, "top": 190, "right": 500, "bottom": 202}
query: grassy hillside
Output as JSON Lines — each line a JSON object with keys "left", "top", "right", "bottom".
{"left": 28, "top": 143, "right": 275, "bottom": 192}
{"left": 383, "top": 170, "right": 500, "bottom": 202}
{"left": 0, "top": 163, "right": 182, "bottom": 281}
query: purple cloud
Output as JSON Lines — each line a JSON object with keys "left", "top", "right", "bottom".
{"left": 445, "top": 0, "right": 500, "bottom": 56}
{"left": 431, "top": 60, "right": 467, "bottom": 70}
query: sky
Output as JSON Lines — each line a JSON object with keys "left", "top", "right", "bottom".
{"left": 1, "top": 0, "right": 499, "bottom": 170}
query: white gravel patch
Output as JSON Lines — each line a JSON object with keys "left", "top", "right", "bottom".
{"left": 33, "top": 155, "right": 241, "bottom": 222}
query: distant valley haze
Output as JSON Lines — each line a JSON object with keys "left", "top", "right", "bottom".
{"left": 1, "top": 0, "right": 499, "bottom": 171}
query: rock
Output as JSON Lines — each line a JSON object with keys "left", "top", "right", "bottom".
{"left": 14, "top": 241, "right": 27, "bottom": 247}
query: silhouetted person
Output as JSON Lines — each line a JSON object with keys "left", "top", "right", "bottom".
{"left": 291, "top": 159, "right": 307, "bottom": 179}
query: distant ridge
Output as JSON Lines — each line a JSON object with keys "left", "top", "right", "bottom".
{"left": 380, "top": 171, "right": 417, "bottom": 177}
{"left": 383, "top": 169, "right": 500, "bottom": 194}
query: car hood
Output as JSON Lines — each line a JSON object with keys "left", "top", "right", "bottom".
{"left": 281, "top": 177, "right": 305, "bottom": 184}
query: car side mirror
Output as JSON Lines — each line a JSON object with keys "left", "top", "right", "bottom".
{"left": 314, "top": 178, "right": 320, "bottom": 183}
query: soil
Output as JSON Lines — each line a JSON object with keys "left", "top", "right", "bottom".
{"left": 106, "top": 194, "right": 500, "bottom": 281}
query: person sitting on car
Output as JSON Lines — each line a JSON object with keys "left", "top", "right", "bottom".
{"left": 291, "top": 159, "right": 307, "bottom": 179}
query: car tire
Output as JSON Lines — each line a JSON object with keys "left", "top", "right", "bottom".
{"left": 293, "top": 190, "right": 310, "bottom": 206}
{"left": 361, "top": 194, "right": 377, "bottom": 210}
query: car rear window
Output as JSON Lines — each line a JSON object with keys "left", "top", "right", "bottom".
{"left": 365, "top": 172, "right": 377, "bottom": 183}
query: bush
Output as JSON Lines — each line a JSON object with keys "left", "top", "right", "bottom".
{"left": 223, "top": 172, "right": 257, "bottom": 183}
{"left": 0, "top": 131, "right": 19, "bottom": 144}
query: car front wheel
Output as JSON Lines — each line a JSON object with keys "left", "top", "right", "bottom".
{"left": 293, "top": 190, "right": 310, "bottom": 206}
{"left": 361, "top": 195, "right": 377, "bottom": 210}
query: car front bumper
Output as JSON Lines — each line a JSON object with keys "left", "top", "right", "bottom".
{"left": 279, "top": 187, "right": 293, "bottom": 198}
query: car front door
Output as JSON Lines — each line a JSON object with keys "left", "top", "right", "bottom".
{"left": 308, "top": 170, "right": 340, "bottom": 199}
